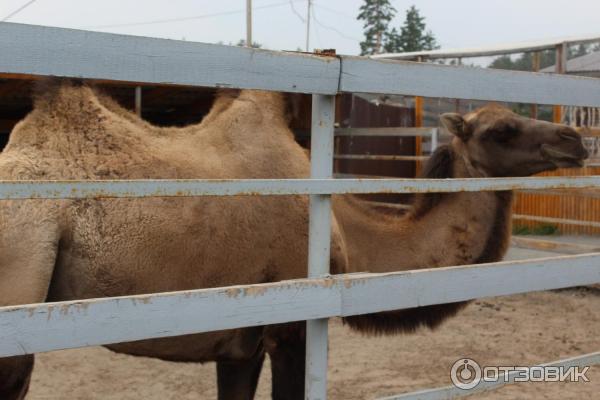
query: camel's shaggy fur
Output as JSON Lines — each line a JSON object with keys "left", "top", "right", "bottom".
{"left": 0, "top": 82, "right": 588, "bottom": 399}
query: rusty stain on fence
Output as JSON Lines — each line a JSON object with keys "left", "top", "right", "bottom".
{"left": 1, "top": 177, "right": 600, "bottom": 200}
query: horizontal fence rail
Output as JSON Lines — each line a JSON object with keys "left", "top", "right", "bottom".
{"left": 511, "top": 236, "right": 600, "bottom": 255}
{"left": 0, "top": 22, "right": 339, "bottom": 94}
{"left": 2, "top": 23, "right": 600, "bottom": 106}
{"left": 339, "top": 57, "right": 600, "bottom": 106}
{"left": 334, "top": 127, "right": 439, "bottom": 137}
{"left": 0, "top": 253, "right": 598, "bottom": 358}
{"left": 381, "top": 351, "right": 600, "bottom": 400}
{"left": 1, "top": 22, "right": 600, "bottom": 400}
{"left": 334, "top": 155, "right": 429, "bottom": 162}
{"left": 513, "top": 213, "right": 600, "bottom": 229}
{"left": 1, "top": 177, "right": 600, "bottom": 199}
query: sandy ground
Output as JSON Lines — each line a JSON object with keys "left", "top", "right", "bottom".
{"left": 26, "top": 244, "right": 600, "bottom": 399}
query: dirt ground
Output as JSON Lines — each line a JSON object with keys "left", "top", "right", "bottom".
{"left": 27, "top": 288, "right": 599, "bottom": 400}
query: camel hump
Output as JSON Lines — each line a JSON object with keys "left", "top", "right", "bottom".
{"left": 33, "top": 77, "right": 83, "bottom": 103}
{"left": 32, "top": 78, "right": 100, "bottom": 116}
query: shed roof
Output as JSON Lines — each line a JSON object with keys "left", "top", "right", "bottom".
{"left": 541, "top": 51, "right": 600, "bottom": 73}
{"left": 374, "top": 34, "right": 600, "bottom": 60}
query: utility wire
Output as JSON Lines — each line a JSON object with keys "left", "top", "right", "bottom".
{"left": 311, "top": 12, "right": 323, "bottom": 49}
{"left": 289, "top": 0, "right": 305, "bottom": 23}
{"left": 312, "top": 1, "right": 355, "bottom": 20}
{"left": 89, "top": 0, "right": 304, "bottom": 29}
{"left": 2, "top": 0, "right": 38, "bottom": 22}
{"left": 312, "top": 6, "right": 361, "bottom": 42}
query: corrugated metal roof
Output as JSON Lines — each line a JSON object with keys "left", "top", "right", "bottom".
{"left": 541, "top": 51, "right": 600, "bottom": 73}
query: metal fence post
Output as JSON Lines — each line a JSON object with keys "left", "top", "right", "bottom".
{"left": 305, "top": 94, "right": 335, "bottom": 400}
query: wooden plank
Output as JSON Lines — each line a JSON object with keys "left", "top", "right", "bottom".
{"left": 0, "top": 254, "right": 598, "bottom": 357}
{"left": 339, "top": 56, "right": 600, "bottom": 106}
{"left": 530, "top": 52, "right": 541, "bottom": 118}
{"left": 305, "top": 93, "right": 336, "bottom": 400}
{"left": 381, "top": 351, "right": 600, "bottom": 400}
{"left": 334, "top": 127, "right": 437, "bottom": 137}
{"left": 1, "top": 177, "right": 600, "bottom": 199}
{"left": 334, "top": 155, "right": 429, "bottom": 161}
{"left": 517, "top": 189, "right": 600, "bottom": 199}
{"left": 0, "top": 22, "right": 340, "bottom": 94}
{"left": 0, "top": 278, "right": 342, "bottom": 357}
{"left": 512, "top": 214, "right": 600, "bottom": 229}
{"left": 339, "top": 254, "right": 600, "bottom": 317}
{"left": 553, "top": 43, "right": 568, "bottom": 122}
{"left": 511, "top": 236, "right": 600, "bottom": 255}
{"left": 415, "top": 95, "right": 424, "bottom": 175}
{"left": 372, "top": 34, "right": 600, "bottom": 60}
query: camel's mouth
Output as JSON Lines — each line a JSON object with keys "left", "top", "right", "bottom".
{"left": 541, "top": 144, "right": 587, "bottom": 168}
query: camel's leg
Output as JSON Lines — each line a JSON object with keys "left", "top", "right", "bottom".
{"left": 0, "top": 202, "right": 61, "bottom": 399}
{"left": 264, "top": 322, "right": 306, "bottom": 400}
{"left": 216, "top": 350, "right": 265, "bottom": 400}
{"left": 0, "top": 356, "right": 34, "bottom": 400}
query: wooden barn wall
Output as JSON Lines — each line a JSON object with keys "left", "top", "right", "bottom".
{"left": 335, "top": 94, "right": 415, "bottom": 203}
{"left": 514, "top": 166, "right": 600, "bottom": 235}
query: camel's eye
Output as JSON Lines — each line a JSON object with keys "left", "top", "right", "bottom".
{"left": 485, "top": 125, "right": 519, "bottom": 144}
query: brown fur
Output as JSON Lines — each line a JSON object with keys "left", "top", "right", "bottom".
{"left": 0, "top": 83, "right": 587, "bottom": 399}
{"left": 337, "top": 106, "right": 586, "bottom": 336}
{"left": 411, "top": 145, "right": 455, "bottom": 219}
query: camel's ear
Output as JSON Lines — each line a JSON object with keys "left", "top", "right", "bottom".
{"left": 440, "top": 113, "right": 471, "bottom": 141}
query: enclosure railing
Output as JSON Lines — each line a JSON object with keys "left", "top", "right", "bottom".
{"left": 1, "top": 22, "right": 600, "bottom": 400}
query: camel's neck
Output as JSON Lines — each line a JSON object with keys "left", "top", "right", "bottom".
{"left": 332, "top": 144, "right": 513, "bottom": 274}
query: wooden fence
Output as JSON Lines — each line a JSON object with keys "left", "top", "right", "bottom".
{"left": 0, "top": 22, "right": 599, "bottom": 400}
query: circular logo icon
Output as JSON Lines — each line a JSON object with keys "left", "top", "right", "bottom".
{"left": 450, "top": 358, "right": 482, "bottom": 390}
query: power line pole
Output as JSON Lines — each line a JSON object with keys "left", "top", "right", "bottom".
{"left": 305, "top": 0, "right": 312, "bottom": 52}
{"left": 246, "top": 0, "right": 252, "bottom": 47}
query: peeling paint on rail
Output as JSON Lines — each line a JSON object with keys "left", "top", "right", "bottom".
{"left": 0, "top": 254, "right": 598, "bottom": 357}
{"left": 1, "top": 177, "right": 600, "bottom": 199}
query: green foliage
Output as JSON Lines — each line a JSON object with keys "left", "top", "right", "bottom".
{"left": 488, "top": 45, "right": 600, "bottom": 121}
{"left": 488, "top": 50, "right": 556, "bottom": 72}
{"left": 570, "top": 43, "right": 600, "bottom": 58}
{"left": 357, "top": 0, "right": 396, "bottom": 55}
{"left": 489, "top": 43, "right": 600, "bottom": 73}
{"left": 384, "top": 6, "right": 439, "bottom": 53}
{"left": 513, "top": 224, "right": 559, "bottom": 235}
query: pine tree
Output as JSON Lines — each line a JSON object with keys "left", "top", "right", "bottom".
{"left": 489, "top": 51, "right": 555, "bottom": 72}
{"left": 357, "top": 0, "right": 396, "bottom": 55}
{"left": 385, "top": 5, "right": 438, "bottom": 53}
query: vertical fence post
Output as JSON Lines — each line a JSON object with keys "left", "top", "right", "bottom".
{"left": 530, "top": 51, "right": 541, "bottom": 119}
{"left": 553, "top": 43, "right": 568, "bottom": 123}
{"left": 135, "top": 86, "right": 142, "bottom": 117}
{"left": 305, "top": 94, "right": 335, "bottom": 400}
{"left": 431, "top": 128, "right": 439, "bottom": 152}
{"left": 414, "top": 95, "right": 424, "bottom": 175}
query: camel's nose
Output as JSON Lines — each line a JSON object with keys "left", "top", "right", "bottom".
{"left": 558, "top": 128, "right": 589, "bottom": 159}
{"left": 558, "top": 128, "right": 580, "bottom": 142}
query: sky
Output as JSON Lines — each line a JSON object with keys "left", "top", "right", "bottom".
{"left": 2, "top": 0, "right": 600, "bottom": 58}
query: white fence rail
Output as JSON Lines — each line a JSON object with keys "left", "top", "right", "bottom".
{"left": 1, "top": 22, "right": 600, "bottom": 400}
{"left": 3, "top": 23, "right": 600, "bottom": 105}
{"left": 1, "top": 176, "right": 600, "bottom": 199}
{"left": 381, "top": 351, "right": 600, "bottom": 400}
{"left": 1, "top": 254, "right": 598, "bottom": 358}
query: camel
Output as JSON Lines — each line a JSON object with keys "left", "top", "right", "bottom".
{"left": 0, "top": 81, "right": 587, "bottom": 400}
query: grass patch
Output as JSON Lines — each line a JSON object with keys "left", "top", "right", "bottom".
{"left": 513, "top": 223, "right": 559, "bottom": 235}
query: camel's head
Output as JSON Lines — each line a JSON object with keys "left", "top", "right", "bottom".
{"left": 440, "top": 105, "right": 588, "bottom": 177}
